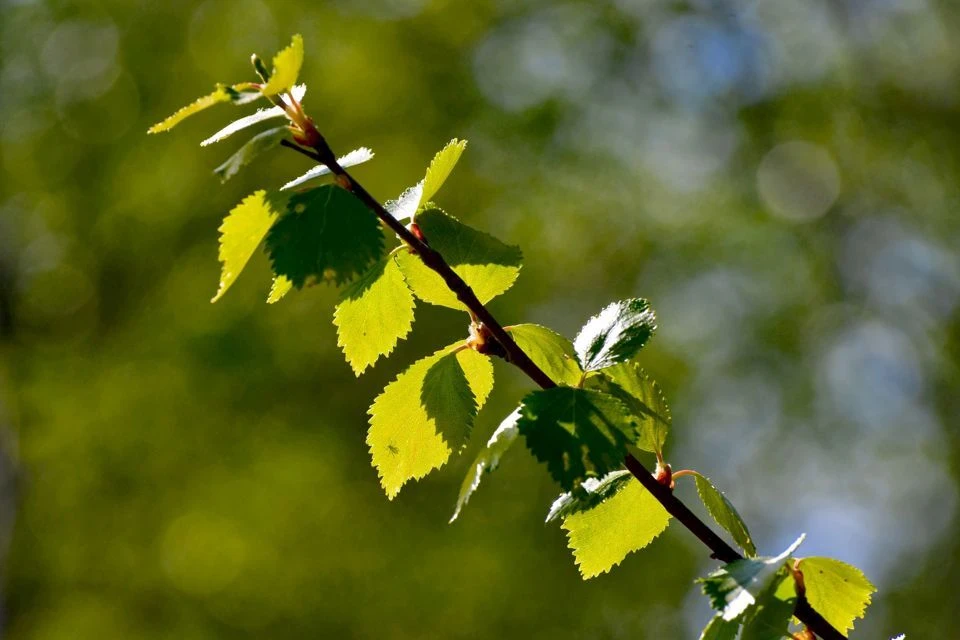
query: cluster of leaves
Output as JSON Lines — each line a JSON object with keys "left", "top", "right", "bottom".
{"left": 150, "top": 35, "right": 897, "bottom": 640}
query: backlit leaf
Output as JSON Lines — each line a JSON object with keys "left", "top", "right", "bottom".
{"left": 213, "top": 126, "right": 288, "bottom": 183}
{"left": 562, "top": 478, "right": 671, "bottom": 578}
{"left": 799, "top": 557, "right": 875, "bottom": 634}
{"left": 740, "top": 572, "right": 796, "bottom": 640}
{"left": 334, "top": 255, "right": 415, "bottom": 375}
{"left": 694, "top": 473, "right": 757, "bottom": 557}
{"left": 395, "top": 208, "right": 522, "bottom": 309}
{"left": 422, "top": 138, "right": 467, "bottom": 203}
{"left": 517, "top": 387, "right": 639, "bottom": 491}
{"left": 261, "top": 34, "right": 304, "bottom": 96}
{"left": 545, "top": 469, "right": 632, "bottom": 523}
{"left": 507, "top": 324, "right": 582, "bottom": 387}
{"left": 147, "top": 86, "right": 231, "bottom": 134}
{"left": 212, "top": 190, "right": 287, "bottom": 302}
{"left": 386, "top": 181, "right": 423, "bottom": 222}
{"left": 281, "top": 147, "right": 375, "bottom": 191}
{"left": 200, "top": 85, "right": 306, "bottom": 146}
{"left": 266, "top": 185, "right": 384, "bottom": 288}
{"left": 450, "top": 408, "right": 520, "bottom": 523}
{"left": 699, "top": 615, "right": 740, "bottom": 640}
{"left": 266, "top": 275, "right": 293, "bottom": 303}
{"left": 574, "top": 298, "right": 657, "bottom": 371}
{"left": 588, "top": 362, "right": 670, "bottom": 453}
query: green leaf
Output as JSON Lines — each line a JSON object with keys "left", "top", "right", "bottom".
{"left": 693, "top": 473, "right": 757, "bottom": 557}
{"left": 266, "top": 275, "right": 293, "bottom": 303}
{"left": 367, "top": 346, "right": 493, "bottom": 499}
{"left": 562, "top": 478, "right": 671, "bottom": 578}
{"left": 266, "top": 185, "right": 384, "bottom": 288}
{"left": 333, "top": 256, "right": 415, "bottom": 375}
{"left": 394, "top": 208, "right": 522, "bottom": 309}
{"left": 740, "top": 572, "right": 796, "bottom": 640}
{"left": 700, "top": 535, "right": 805, "bottom": 622}
{"left": 699, "top": 615, "right": 740, "bottom": 640}
{"left": 200, "top": 85, "right": 305, "bottom": 146}
{"left": 212, "top": 190, "right": 287, "bottom": 302}
{"left": 574, "top": 298, "right": 657, "bottom": 371}
{"left": 422, "top": 138, "right": 467, "bottom": 203}
{"left": 545, "top": 469, "right": 633, "bottom": 523}
{"left": 588, "top": 362, "right": 670, "bottom": 453}
{"left": 517, "top": 387, "right": 639, "bottom": 491}
{"left": 798, "top": 557, "right": 876, "bottom": 634}
{"left": 450, "top": 408, "right": 520, "bottom": 523}
{"left": 281, "top": 147, "right": 375, "bottom": 191}
{"left": 147, "top": 85, "right": 231, "bottom": 134}
{"left": 214, "top": 126, "right": 289, "bottom": 183}
{"left": 261, "top": 34, "right": 304, "bottom": 96}
{"left": 506, "top": 324, "right": 583, "bottom": 387}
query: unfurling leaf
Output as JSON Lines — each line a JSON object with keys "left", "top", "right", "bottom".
{"left": 147, "top": 86, "right": 231, "bottom": 134}
{"left": 212, "top": 190, "right": 288, "bottom": 302}
{"left": 517, "top": 387, "right": 639, "bottom": 491}
{"left": 587, "top": 362, "right": 669, "bottom": 453}
{"left": 367, "top": 346, "right": 493, "bottom": 499}
{"left": 387, "top": 138, "right": 467, "bottom": 221}
{"left": 699, "top": 535, "right": 805, "bottom": 622}
{"left": 562, "top": 477, "right": 671, "bottom": 578}
{"left": 693, "top": 473, "right": 757, "bottom": 557}
{"left": 506, "top": 324, "right": 583, "bottom": 387}
{"left": 281, "top": 147, "right": 375, "bottom": 191}
{"left": 201, "top": 85, "right": 306, "bottom": 146}
{"left": 574, "top": 298, "right": 657, "bottom": 372}
{"left": 395, "top": 208, "right": 522, "bottom": 309}
{"left": 261, "top": 34, "right": 304, "bottom": 96}
{"left": 798, "top": 557, "right": 875, "bottom": 634}
{"left": 739, "top": 572, "right": 796, "bottom": 640}
{"left": 266, "top": 185, "right": 384, "bottom": 288}
{"left": 334, "top": 256, "right": 415, "bottom": 375}
{"left": 214, "top": 126, "right": 289, "bottom": 183}
{"left": 699, "top": 615, "right": 740, "bottom": 640}
{"left": 450, "top": 408, "right": 520, "bottom": 523}
{"left": 545, "top": 469, "right": 633, "bottom": 523}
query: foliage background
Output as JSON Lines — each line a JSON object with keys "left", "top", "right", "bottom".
{"left": 1, "top": 0, "right": 959, "bottom": 637}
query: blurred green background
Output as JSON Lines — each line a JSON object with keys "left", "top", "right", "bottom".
{"left": 2, "top": 0, "right": 959, "bottom": 637}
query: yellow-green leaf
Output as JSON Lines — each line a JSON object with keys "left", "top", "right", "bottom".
{"left": 507, "top": 324, "right": 582, "bottom": 387}
{"left": 261, "top": 34, "right": 304, "bottom": 96}
{"left": 147, "top": 86, "right": 230, "bottom": 134}
{"left": 266, "top": 275, "right": 293, "bottom": 303}
{"left": 589, "top": 362, "right": 670, "bottom": 454}
{"left": 799, "top": 557, "right": 876, "bottom": 634}
{"left": 422, "top": 138, "right": 467, "bottom": 203}
{"left": 562, "top": 480, "right": 671, "bottom": 578}
{"left": 693, "top": 473, "right": 757, "bottom": 557}
{"left": 212, "top": 190, "right": 286, "bottom": 302}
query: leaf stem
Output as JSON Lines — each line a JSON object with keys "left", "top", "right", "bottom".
{"left": 279, "top": 135, "right": 845, "bottom": 640}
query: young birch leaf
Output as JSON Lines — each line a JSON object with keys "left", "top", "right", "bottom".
{"left": 368, "top": 345, "right": 492, "bottom": 499}
{"left": 394, "top": 208, "right": 522, "bottom": 309}
{"left": 574, "top": 299, "right": 657, "bottom": 372}
{"left": 261, "top": 34, "right": 304, "bottom": 96}
{"left": 798, "top": 557, "right": 876, "bottom": 634}
{"left": 212, "top": 190, "right": 287, "bottom": 302}
{"left": 333, "top": 255, "right": 415, "bottom": 375}
{"left": 517, "top": 387, "right": 639, "bottom": 491}
{"left": 562, "top": 479, "right": 671, "bottom": 578}
{"left": 266, "top": 275, "right": 293, "bottom": 303}
{"left": 450, "top": 408, "right": 520, "bottom": 523}
{"left": 693, "top": 473, "right": 757, "bottom": 557}
{"left": 545, "top": 469, "right": 633, "bottom": 523}
{"left": 699, "top": 615, "right": 740, "bottom": 640}
{"left": 386, "top": 181, "right": 424, "bottom": 222}
{"left": 422, "top": 138, "right": 467, "bottom": 203}
{"left": 589, "top": 362, "right": 670, "bottom": 453}
{"left": 147, "top": 85, "right": 230, "bottom": 134}
{"left": 740, "top": 572, "right": 796, "bottom": 640}
{"left": 200, "top": 85, "right": 306, "bottom": 146}
{"left": 507, "top": 324, "right": 583, "bottom": 387}
{"left": 214, "top": 126, "right": 289, "bottom": 183}
{"left": 281, "top": 147, "right": 375, "bottom": 191}
{"left": 266, "top": 185, "right": 384, "bottom": 288}
{"left": 699, "top": 535, "right": 806, "bottom": 622}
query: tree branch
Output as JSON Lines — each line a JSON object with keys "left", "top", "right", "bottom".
{"left": 280, "top": 136, "right": 846, "bottom": 640}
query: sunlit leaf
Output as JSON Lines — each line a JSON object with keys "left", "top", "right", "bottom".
{"left": 506, "top": 324, "right": 582, "bottom": 387}
{"left": 261, "top": 34, "right": 304, "bottom": 96}
{"left": 200, "top": 85, "right": 306, "bottom": 146}
{"left": 213, "top": 126, "right": 289, "bottom": 183}
{"left": 798, "top": 557, "right": 875, "bottom": 634}
{"left": 450, "top": 408, "right": 520, "bottom": 523}
{"left": 699, "top": 615, "right": 740, "bottom": 640}
{"left": 588, "top": 362, "right": 670, "bottom": 453}
{"left": 517, "top": 387, "right": 639, "bottom": 491}
{"left": 422, "top": 138, "right": 467, "bottom": 203}
{"left": 266, "top": 185, "right": 384, "bottom": 288}
{"left": 693, "top": 473, "right": 757, "bottom": 557}
{"left": 740, "top": 572, "right": 796, "bottom": 640}
{"left": 212, "top": 190, "right": 287, "bottom": 302}
{"left": 562, "top": 478, "right": 671, "bottom": 578}
{"left": 281, "top": 147, "right": 375, "bottom": 191}
{"left": 395, "top": 208, "right": 522, "bottom": 309}
{"left": 386, "top": 181, "right": 423, "bottom": 222}
{"left": 266, "top": 275, "right": 293, "bottom": 303}
{"left": 368, "top": 346, "right": 493, "bottom": 499}
{"left": 148, "top": 86, "right": 231, "bottom": 134}
{"left": 699, "top": 535, "right": 805, "bottom": 622}
{"left": 545, "top": 469, "right": 632, "bottom": 523}
{"left": 574, "top": 298, "right": 657, "bottom": 372}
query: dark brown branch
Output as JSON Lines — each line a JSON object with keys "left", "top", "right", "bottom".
{"left": 280, "top": 136, "right": 846, "bottom": 640}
